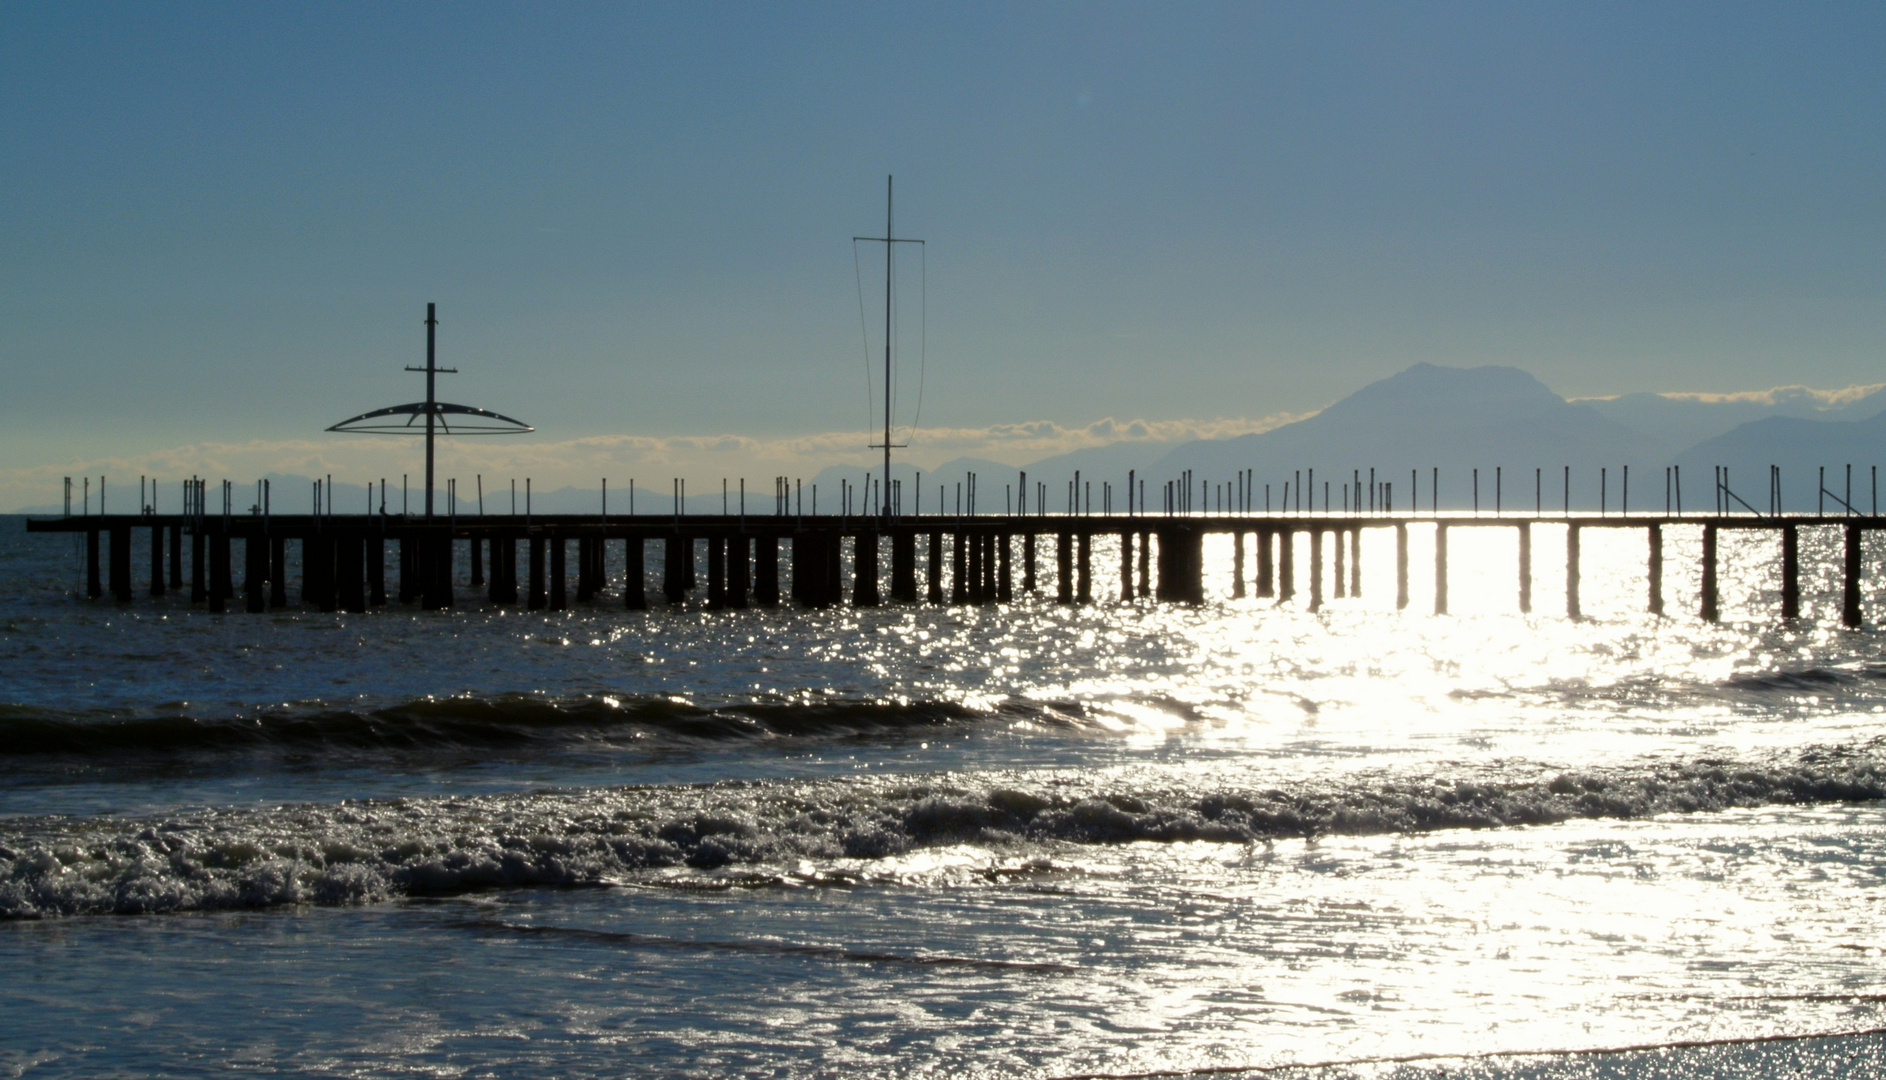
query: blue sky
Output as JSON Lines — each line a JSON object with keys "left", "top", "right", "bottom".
{"left": 2, "top": 2, "right": 1882, "bottom": 506}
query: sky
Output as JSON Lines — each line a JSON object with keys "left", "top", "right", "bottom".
{"left": 2, "top": 2, "right": 1883, "bottom": 509}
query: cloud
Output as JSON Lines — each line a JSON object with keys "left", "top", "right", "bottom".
{"left": 1, "top": 412, "right": 1309, "bottom": 511}
{"left": 1571, "top": 382, "right": 1886, "bottom": 409}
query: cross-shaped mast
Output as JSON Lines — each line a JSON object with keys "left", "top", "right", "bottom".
{"left": 854, "top": 176, "right": 924, "bottom": 521}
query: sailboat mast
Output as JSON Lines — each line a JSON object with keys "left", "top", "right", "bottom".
{"left": 883, "top": 176, "right": 893, "bottom": 521}
{"left": 425, "top": 302, "right": 437, "bottom": 521}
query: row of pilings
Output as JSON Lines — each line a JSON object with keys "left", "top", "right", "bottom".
{"left": 28, "top": 513, "right": 1885, "bottom": 627}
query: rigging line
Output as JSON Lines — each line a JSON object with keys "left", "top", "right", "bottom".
{"left": 852, "top": 240, "right": 876, "bottom": 442}
{"left": 907, "top": 242, "right": 927, "bottom": 444}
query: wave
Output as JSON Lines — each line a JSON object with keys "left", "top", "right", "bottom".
{"left": 0, "top": 695, "right": 1041, "bottom": 757}
{"left": 4, "top": 743, "right": 1882, "bottom": 918}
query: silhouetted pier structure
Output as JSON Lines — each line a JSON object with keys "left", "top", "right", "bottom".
{"left": 26, "top": 504, "right": 1886, "bottom": 627}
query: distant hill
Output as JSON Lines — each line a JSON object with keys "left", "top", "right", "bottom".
{"left": 1583, "top": 385, "right": 1886, "bottom": 453}
{"left": 1673, "top": 409, "right": 1886, "bottom": 514}
{"left": 1111, "top": 364, "right": 1662, "bottom": 510}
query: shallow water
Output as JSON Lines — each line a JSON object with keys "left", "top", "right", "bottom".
{"left": 2, "top": 516, "right": 1884, "bottom": 1077}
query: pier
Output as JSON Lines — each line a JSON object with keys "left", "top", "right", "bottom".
{"left": 26, "top": 502, "right": 1886, "bottom": 627}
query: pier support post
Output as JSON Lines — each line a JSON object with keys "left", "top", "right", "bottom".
{"left": 86, "top": 529, "right": 102, "bottom": 599}
{"left": 1310, "top": 527, "right": 1325, "bottom": 612}
{"left": 551, "top": 536, "right": 569, "bottom": 610}
{"left": 662, "top": 536, "right": 689, "bottom": 604}
{"left": 1394, "top": 523, "right": 1407, "bottom": 611}
{"left": 576, "top": 538, "right": 595, "bottom": 603}
{"left": 891, "top": 531, "right": 917, "bottom": 602}
{"left": 1843, "top": 523, "right": 1863, "bottom": 628}
{"left": 928, "top": 531, "right": 944, "bottom": 603}
{"left": 1349, "top": 529, "right": 1361, "bottom": 597}
{"left": 1699, "top": 523, "right": 1718, "bottom": 623}
{"left": 1781, "top": 524, "right": 1799, "bottom": 620}
{"left": 208, "top": 531, "right": 228, "bottom": 613}
{"left": 1232, "top": 532, "right": 1246, "bottom": 598}
{"left": 337, "top": 534, "right": 365, "bottom": 612}
{"left": 624, "top": 538, "right": 649, "bottom": 609}
{"left": 706, "top": 536, "right": 726, "bottom": 609}
{"left": 425, "top": 533, "right": 454, "bottom": 611}
{"left": 109, "top": 525, "right": 131, "bottom": 602}
{"left": 1256, "top": 529, "right": 1274, "bottom": 598}
{"left": 273, "top": 537, "right": 289, "bottom": 607}
{"left": 1647, "top": 524, "right": 1663, "bottom": 616}
{"left": 1121, "top": 530, "right": 1135, "bottom": 601}
{"left": 1332, "top": 526, "right": 1346, "bottom": 599}
{"left": 853, "top": 532, "right": 879, "bottom": 607}
{"left": 1138, "top": 532, "right": 1151, "bottom": 597}
{"left": 1077, "top": 532, "right": 1092, "bottom": 604}
{"left": 245, "top": 534, "right": 265, "bottom": 613}
{"left": 825, "top": 534, "right": 844, "bottom": 606}
{"left": 1517, "top": 522, "right": 1532, "bottom": 614}
{"left": 1056, "top": 532, "right": 1074, "bottom": 604}
{"left": 953, "top": 532, "right": 969, "bottom": 604}
{"left": 397, "top": 537, "right": 415, "bottom": 603}
{"left": 1279, "top": 528, "right": 1295, "bottom": 602}
{"left": 754, "top": 537, "right": 777, "bottom": 606}
{"left": 529, "top": 536, "right": 547, "bottom": 609}
{"left": 365, "top": 535, "right": 383, "bottom": 606}
{"left": 967, "top": 531, "right": 983, "bottom": 603}
{"left": 169, "top": 524, "right": 183, "bottom": 589}
{"left": 470, "top": 537, "right": 484, "bottom": 588}
{"left": 1566, "top": 525, "right": 1582, "bottom": 620}
{"left": 728, "top": 534, "right": 749, "bottom": 608}
{"left": 1024, "top": 533, "right": 1037, "bottom": 594}
{"left": 998, "top": 535, "right": 1013, "bottom": 601}
{"left": 1433, "top": 525, "right": 1448, "bottom": 616}
{"left": 150, "top": 525, "right": 165, "bottom": 597}
{"left": 190, "top": 529, "right": 205, "bottom": 603}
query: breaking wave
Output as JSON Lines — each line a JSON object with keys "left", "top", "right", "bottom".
{"left": 4, "top": 742, "right": 1882, "bottom": 918}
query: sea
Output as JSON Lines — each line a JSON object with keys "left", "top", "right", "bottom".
{"left": 1, "top": 514, "right": 1883, "bottom": 1078}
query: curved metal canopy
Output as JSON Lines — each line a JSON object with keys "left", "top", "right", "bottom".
{"left": 326, "top": 401, "right": 533, "bottom": 435}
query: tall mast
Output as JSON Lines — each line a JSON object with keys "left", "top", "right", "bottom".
{"left": 855, "top": 177, "right": 921, "bottom": 521}
{"left": 425, "top": 302, "right": 437, "bottom": 520}
{"left": 883, "top": 176, "right": 893, "bottom": 521}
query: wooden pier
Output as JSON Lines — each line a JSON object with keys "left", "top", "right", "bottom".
{"left": 25, "top": 508, "right": 1886, "bottom": 627}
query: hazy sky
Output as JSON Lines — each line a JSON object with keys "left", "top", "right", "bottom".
{"left": 2, "top": 2, "right": 1882, "bottom": 506}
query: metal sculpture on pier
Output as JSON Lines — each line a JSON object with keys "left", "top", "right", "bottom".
{"left": 326, "top": 303, "right": 532, "bottom": 519}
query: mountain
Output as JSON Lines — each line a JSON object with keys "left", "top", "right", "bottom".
{"left": 1584, "top": 385, "right": 1886, "bottom": 453}
{"left": 1673, "top": 409, "right": 1886, "bottom": 514}
{"left": 1138, "top": 364, "right": 1666, "bottom": 511}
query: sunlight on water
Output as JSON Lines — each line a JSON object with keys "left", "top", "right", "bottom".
{"left": 2, "top": 520, "right": 1885, "bottom": 1077}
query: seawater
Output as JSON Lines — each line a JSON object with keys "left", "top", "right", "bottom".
{"left": 2, "top": 516, "right": 1884, "bottom": 1078}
